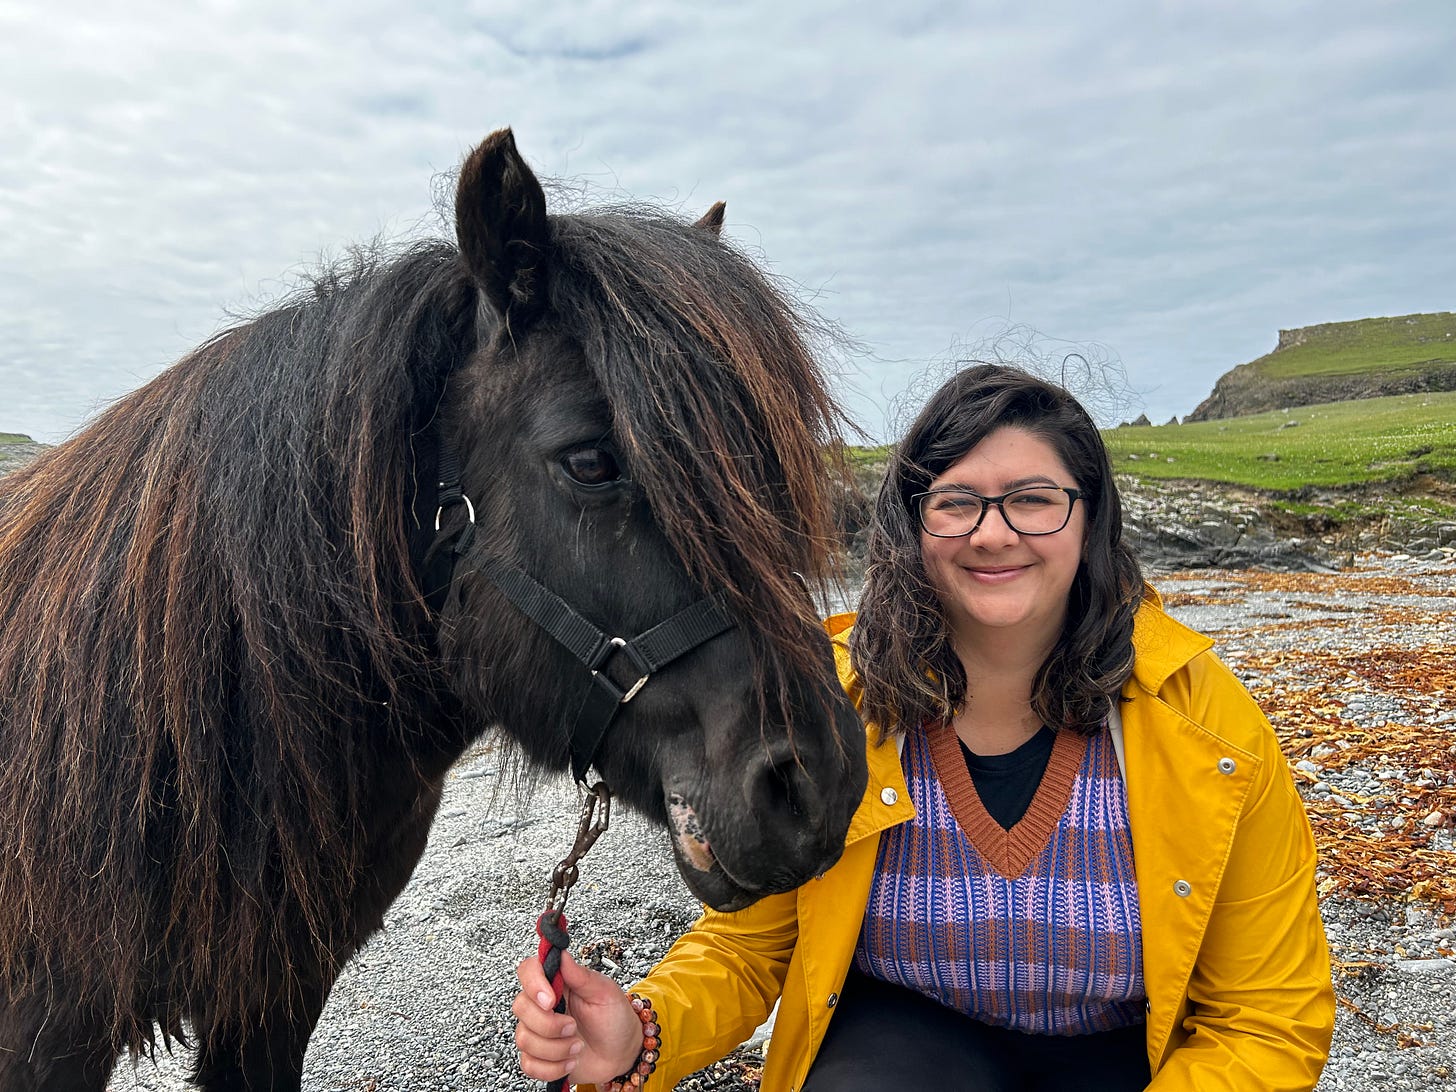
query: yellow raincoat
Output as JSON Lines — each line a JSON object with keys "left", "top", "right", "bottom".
{"left": 618, "top": 592, "right": 1334, "bottom": 1091}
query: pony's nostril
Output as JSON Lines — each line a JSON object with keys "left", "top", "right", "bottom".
{"left": 771, "top": 763, "right": 806, "bottom": 819}
{"left": 749, "top": 749, "right": 819, "bottom": 824}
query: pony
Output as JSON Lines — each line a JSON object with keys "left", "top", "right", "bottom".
{"left": 0, "top": 129, "right": 868, "bottom": 1090}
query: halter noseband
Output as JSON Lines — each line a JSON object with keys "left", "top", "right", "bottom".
{"left": 426, "top": 442, "right": 737, "bottom": 783}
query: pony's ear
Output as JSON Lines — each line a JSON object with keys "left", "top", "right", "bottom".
{"left": 455, "top": 128, "right": 550, "bottom": 328}
{"left": 694, "top": 201, "right": 726, "bottom": 235}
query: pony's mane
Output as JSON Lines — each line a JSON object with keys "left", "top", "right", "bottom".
{"left": 0, "top": 242, "right": 475, "bottom": 1044}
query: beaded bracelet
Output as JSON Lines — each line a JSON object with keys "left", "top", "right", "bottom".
{"left": 602, "top": 993, "right": 660, "bottom": 1091}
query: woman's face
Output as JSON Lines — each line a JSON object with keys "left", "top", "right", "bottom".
{"left": 918, "top": 425, "right": 1087, "bottom": 659}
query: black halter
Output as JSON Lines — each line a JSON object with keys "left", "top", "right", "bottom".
{"left": 426, "top": 442, "right": 737, "bottom": 782}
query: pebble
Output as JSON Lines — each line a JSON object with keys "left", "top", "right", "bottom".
{"left": 1394, "top": 958, "right": 1456, "bottom": 976}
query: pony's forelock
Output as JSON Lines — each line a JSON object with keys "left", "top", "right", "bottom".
{"left": 547, "top": 211, "right": 852, "bottom": 688}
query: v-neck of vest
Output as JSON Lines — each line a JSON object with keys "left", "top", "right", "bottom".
{"left": 925, "top": 721, "right": 1089, "bottom": 880}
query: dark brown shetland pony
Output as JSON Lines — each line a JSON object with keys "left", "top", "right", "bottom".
{"left": 0, "top": 129, "right": 867, "bottom": 1090}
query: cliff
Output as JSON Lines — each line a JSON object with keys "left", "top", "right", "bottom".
{"left": 1187, "top": 312, "right": 1456, "bottom": 421}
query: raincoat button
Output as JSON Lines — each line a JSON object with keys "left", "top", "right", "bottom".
{"left": 827, "top": 992, "right": 839, "bottom": 1007}
{"left": 880, "top": 787, "right": 898, "bottom": 806}
{"left": 1217, "top": 757, "right": 1237, "bottom": 775}
{"left": 1174, "top": 880, "right": 1192, "bottom": 898}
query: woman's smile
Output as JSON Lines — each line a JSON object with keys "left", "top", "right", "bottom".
{"left": 964, "top": 563, "right": 1030, "bottom": 581}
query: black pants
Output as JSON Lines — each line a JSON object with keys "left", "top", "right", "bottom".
{"left": 802, "top": 969, "right": 1151, "bottom": 1092}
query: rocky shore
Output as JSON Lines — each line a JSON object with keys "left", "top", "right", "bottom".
{"left": 1118, "top": 474, "right": 1456, "bottom": 575}
{"left": 104, "top": 553, "right": 1456, "bottom": 1092}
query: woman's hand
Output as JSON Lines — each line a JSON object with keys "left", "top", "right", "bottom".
{"left": 513, "top": 951, "right": 646, "bottom": 1085}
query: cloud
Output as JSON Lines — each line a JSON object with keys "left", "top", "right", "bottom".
{"left": 1, "top": 0, "right": 1453, "bottom": 442}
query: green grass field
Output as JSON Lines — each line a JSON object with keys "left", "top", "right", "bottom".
{"left": 1102, "top": 391, "right": 1456, "bottom": 490}
{"left": 846, "top": 391, "right": 1456, "bottom": 494}
{"left": 1245, "top": 312, "right": 1456, "bottom": 380}
{"left": 0, "top": 433, "right": 32, "bottom": 444}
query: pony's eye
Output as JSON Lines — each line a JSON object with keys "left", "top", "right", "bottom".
{"left": 561, "top": 447, "right": 622, "bottom": 487}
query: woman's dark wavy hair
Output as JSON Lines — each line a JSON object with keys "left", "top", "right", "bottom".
{"left": 850, "top": 363, "right": 1143, "bottom": 736}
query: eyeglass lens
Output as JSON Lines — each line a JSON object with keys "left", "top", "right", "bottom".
{"left": 919, "top": 487, "right": 1073, "bottom": 536}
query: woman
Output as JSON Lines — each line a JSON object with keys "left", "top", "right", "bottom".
{"left": 513, "top": 365, "right": 1335, "bottom": 1091}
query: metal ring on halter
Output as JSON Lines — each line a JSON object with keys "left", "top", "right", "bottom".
{"left": 434, "top": 494, "right": 476, "bottom": 532}
{"left": 591, "top": 637, "right": 651, "bottom": 704}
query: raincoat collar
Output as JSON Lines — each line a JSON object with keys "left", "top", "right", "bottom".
{"left": 1129, "top": 583, "right": 1215, "bottom": 695}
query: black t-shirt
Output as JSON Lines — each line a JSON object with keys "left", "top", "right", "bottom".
{"left": 959, "top": 725, "right": 1056, "bottom": 831}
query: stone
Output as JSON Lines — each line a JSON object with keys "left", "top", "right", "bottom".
{"left": 1395, "top": 958, "right": 1456, "bottom": 976}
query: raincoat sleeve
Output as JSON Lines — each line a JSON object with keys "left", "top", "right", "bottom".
{"left": 623, "top": 891, "right": 801, "bottom": 1090}
{"left": 1149, "top": 653, "right": 1335, "bottom": 1091}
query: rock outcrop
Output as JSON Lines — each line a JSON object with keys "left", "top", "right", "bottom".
{"left": 0, "top": 437, "right": 47, "bottom": 477}
{"left": 1188, "top": 359, "right": 1456, "bottom": 422}
{"left": 1117, "top": 477, "right": 1337, "bottom": 573}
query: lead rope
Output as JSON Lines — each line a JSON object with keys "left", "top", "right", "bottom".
{"left": 537, "top": 782, "right": 612, "bottom": 1092}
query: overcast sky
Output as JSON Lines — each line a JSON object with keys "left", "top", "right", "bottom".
{"left": 3, "top": 0, "right": 1452, "bottom": 444}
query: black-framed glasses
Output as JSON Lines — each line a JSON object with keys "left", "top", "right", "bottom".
{"left": 912, "top": 486, "right": 1082, "bottom": 538}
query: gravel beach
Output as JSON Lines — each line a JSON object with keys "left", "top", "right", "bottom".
{"left": 96, "top": 552, "right": 1456, "bottom": 1091}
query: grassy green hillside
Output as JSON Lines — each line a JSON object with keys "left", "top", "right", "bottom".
{"left": 1103, "top": 391, "right": 1456, "bottom": 491}
{"left": 1254, "top": 312, "right": 1456, "bottom": 380}
{"left": 0, "top": 433, "right": 31, "bottom": 443}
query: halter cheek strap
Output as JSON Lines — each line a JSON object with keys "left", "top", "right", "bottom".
{"left": 478, "top": 558, "right": 735, "bottom": 781}
{"left": 427, "top": 442, "right": 737, "bottom": 782}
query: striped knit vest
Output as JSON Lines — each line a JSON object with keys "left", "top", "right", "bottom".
{"left": 854, "top": 722, "right": 1145, "bottom": 1035}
